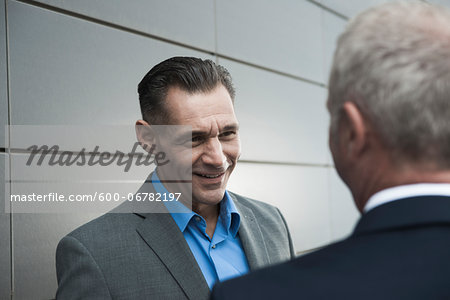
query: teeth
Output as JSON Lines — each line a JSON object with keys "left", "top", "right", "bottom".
{"left": 200, "top": 174, "right": 220, "bottom": 178}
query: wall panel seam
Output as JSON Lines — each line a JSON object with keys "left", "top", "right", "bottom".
{"left": 14, "top": 0, "right": 328, "bottom": 89}
{"left": 306, "top": 0, "right": 349, "bottom": 20}
{"left": 238, "top": 160, "right": 334, "bottom": 168}
{"left": 4, "top": 0, "right": 14, "bottom": 298}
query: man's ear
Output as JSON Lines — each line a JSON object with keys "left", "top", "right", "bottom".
{"left": 341, "top": 101, "right": 368, "bottom": 158}
{"left": 135, "top": 119, "right": 157, "bottom": 152}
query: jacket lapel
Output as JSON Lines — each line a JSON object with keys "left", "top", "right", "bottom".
{"left": 132, "top": 175, "right": 209, "bottom": 300}
{"left": 232, "top": 194, "right": 271, "bottom": 270}
{"left": 135, "top": 212, "right": 209, "bottom": 299}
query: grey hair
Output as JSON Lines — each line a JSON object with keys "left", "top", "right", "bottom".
{"left": 328, "top": 1, "right": 450, "bottom": 167}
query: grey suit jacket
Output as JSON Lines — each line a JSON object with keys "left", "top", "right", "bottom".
{"left": 56, "top": 181, "right": 294, "bottom": 299}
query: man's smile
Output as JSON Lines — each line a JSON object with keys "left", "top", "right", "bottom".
{"left": 193, "top": 171, "right": 226, "bottom": 184}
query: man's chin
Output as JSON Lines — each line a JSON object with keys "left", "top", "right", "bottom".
{"left": 192, "top": 190, "right": 226, "bottom": 206}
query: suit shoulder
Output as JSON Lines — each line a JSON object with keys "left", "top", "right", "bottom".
{"left": 212, "top": 240, "right": 350, "bottom": 299}
{"left": 229, "top": 191, "right": 279, "bottom": 212}
{"left": 212, "top": 258, "right": 295, "bottom": 299}
{"left": 229, "top": 191, "right": 293, "bottom": 253}
{"left": 228, "top": 191, "right": 286, "bottom": 227}
{"left": 64, "top": 212, "right": 143, "bottom": 243}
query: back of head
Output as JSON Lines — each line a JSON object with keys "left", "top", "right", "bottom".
{"left": 328, "top": 1, "right": 450, "bottom": 169}
{"left": 138, "top": 56, "right": 235, "bottom": 124}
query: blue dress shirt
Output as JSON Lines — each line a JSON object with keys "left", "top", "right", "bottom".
{"left": 151, "top": 172, "right": 250, "bottom": 289}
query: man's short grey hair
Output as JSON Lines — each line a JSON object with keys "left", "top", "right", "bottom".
{"left": 328, "top": 1, "right": 450, "bottom": 167}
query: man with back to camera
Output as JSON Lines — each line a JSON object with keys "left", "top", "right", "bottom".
{"left": 55, "top": 57, "right": 295, "bottom": 299}
{"left": 211, "top": 1, "right": 450, "bottom": 299}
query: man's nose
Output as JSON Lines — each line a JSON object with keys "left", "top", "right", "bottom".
{"left": 202, "top": 137, "right": 226, "bottom": 168}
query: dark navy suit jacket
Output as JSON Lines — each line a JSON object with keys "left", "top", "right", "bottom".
{"left": 211, "top": 196, "right": 450, "bottom": 300}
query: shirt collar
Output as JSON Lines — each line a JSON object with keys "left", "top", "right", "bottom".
{"left": 364, "top": 183, "right": 450, "bottom": 213}
{"left": 219, "top": 191, "right": 241, "bottom": 237}
{"left": 152, "top": 171, "right": 241, "bottom": 236}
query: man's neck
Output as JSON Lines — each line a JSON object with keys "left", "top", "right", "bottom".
{"left": 192, "top": 202, "right": 220, "bottom": 239}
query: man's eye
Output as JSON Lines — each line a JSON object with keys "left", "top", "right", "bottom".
{"left": 192, "top": 136, "right": 203, "bottom": 142}
{"left": 191, "top": 136, "right": 206, "bottom": 146}
{"left": 220, "top": 131, "right": 236, "bottom": 138}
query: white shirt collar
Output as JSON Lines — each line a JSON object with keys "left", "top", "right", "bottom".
{"left": 364, "top": 183, "right": 450, "bottom": 213}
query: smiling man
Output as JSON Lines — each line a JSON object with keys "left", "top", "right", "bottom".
{"left": 55, "top": 57, "right": 294, "bottom": 299}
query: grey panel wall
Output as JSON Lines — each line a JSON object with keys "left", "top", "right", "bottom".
{"left": 12, "top": 212, "right": 101, "bottom": 299}
{"left": 322, "top": 10, "right": 347, "bottom": 84}
{"left": 33, "top": 0, "right": 216, "bottom": 51}
{"left": 320, "top": 0, "right": 390, "bottom": 18}
{"left": 8, "top": 0, "right": 212, "bottom": 126}
{"left": 1, "top": 0, "right": 11, "bottom": 296}
{"left": 217, "top": 0, "right": 324, "bottom": 83}
{"left": 1, "top": 0, "right": 7, "bottom": 148}
{"left": 328, "top": 168, "right": 359, "bottom": 240}
{"left": 219, "top": 58, "right": 328, "bottom": 165}
{"left": 0, "top": 153, "right": 11, "bottom": 300}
